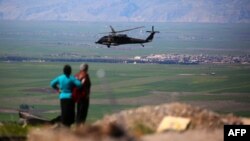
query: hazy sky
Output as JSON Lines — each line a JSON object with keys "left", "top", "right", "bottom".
{"left": 0, "top": 0, "right": 250, "bottom": 23}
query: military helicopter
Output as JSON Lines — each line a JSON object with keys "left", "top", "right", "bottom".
{"left": 95, "top": 26, "right": 159, "bottom": 48}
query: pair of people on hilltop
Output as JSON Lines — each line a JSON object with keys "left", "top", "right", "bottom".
{"left": 50, "top": 63, "right": 91, "bottom": 126}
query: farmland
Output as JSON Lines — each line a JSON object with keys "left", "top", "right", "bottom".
{"left": 0, "top": 62, "right": 250, "bottom": 122}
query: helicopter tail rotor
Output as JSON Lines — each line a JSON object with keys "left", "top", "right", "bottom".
{"left": 146, "top": 26, "right": 160, "bottom": 34}
{"left": 146, "top": 26, "right": 159, "bottom": 42}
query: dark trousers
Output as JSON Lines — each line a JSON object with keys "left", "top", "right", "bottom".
{"left": 76, "top": 98, "right": 89, "bottom": 124}
{"left": 60, "top": 98, "right": 75, "bottom": 126}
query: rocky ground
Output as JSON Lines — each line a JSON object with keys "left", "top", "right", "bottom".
{"left": 95, "top": 102, "right": 243, "bottom": 130}
{"left": 27, "top": 102, "right": 248, "bottom": 141}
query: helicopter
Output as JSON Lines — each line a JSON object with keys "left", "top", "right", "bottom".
{"left": 95, "top": 26, "right": 159, "bottom": 48}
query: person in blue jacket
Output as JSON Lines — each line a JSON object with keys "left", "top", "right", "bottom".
{"left": 50, "top": 64, "right": 81, "bottom": 126}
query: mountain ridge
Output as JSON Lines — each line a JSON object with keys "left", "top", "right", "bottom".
{"left": 0, "top": 0, "right": 250, "bottom": 23}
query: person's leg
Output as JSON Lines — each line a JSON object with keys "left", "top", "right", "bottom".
{"left": 60, "top": 99, "right": 75, "bottom": 126}
{"left": 82, "top": 98, "right": 89, "bottom": 123}
{"left": 76, "top": 98, "right": 89, "bottom": 124}
{"left": 76, "top": 100, "right": 83, "bottom": 124}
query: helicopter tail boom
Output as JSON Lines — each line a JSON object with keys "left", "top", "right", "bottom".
{"left": 146, "top": 26, "right": 159, "bottom": 42}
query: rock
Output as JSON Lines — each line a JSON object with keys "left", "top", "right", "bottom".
{"left": 18, "top": 111, "right": 61, "bottom": 126}
{"left": 156, "top": 116, "right": 191, "bottom": 132}
{"left": 18, "top": 111, "right": 51, "bottom": 126}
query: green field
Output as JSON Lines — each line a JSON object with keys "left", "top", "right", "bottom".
{"left": 0, "top": 62, "right": 250, "bottom": 122}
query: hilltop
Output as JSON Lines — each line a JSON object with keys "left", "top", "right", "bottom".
{"left": 0, "top": 0, "right": 250, "bottom": 23}
{"left": 26, "top": 102, "right": 248, "bottom": 141}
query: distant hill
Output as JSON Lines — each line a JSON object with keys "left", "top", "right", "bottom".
{"left": 0, "top": 0, "right": 250, "bottom": 23}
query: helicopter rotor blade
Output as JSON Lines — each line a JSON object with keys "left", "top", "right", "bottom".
{"left": 99, "top": 26, "right": 144, "bottom": 34}
{"left": 110, "top": 26, "right": 116, "bottom": 33}
{"left": 114, "top": 26, "right": 145, "bottom": 33}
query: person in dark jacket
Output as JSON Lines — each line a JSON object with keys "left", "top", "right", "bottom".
{"left": 50, "top": 64, "right": 81, "bottom": 126}
{"left": 73, "top": 63, "right": 91, "bottom": 124}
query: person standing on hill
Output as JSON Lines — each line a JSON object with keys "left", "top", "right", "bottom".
{"left": 73, "top": 63, "right": 91, "bottom": 124}
{"left": 50, "top": 64, "right": 82, "bottom": 127}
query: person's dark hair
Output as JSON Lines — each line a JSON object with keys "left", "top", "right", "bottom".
{"left": 63, "top": 64, "right": 71, "bottom": 77}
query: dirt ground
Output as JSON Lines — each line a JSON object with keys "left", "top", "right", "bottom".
{"left": 28, "top": 128, "right": 224, "bottom": 141}
{"left": 142, "top": 129, "right": 223, "bottom": 141}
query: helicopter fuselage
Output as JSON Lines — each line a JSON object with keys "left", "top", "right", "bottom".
{"left": 96, "top": 34, "right": 147, "bottom": 47}
{"left": 95, "top": 26, "right": 158, "bottom": 48}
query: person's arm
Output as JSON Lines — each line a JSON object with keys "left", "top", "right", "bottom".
{"left": 81, "top": 78, "right": 86, "bottom": 84}
{"left": 77, "top": 72, "right": 86, "bottom": 84}
{"left": 72, "top": 77, "right": 82, "bottom": 88}
{"left": 50, "top": 77, "right": 60, "bottom": 92}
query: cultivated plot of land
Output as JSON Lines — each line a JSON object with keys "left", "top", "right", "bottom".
{"left": 0, "top": 62, "right": 250, "bottom": 122}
